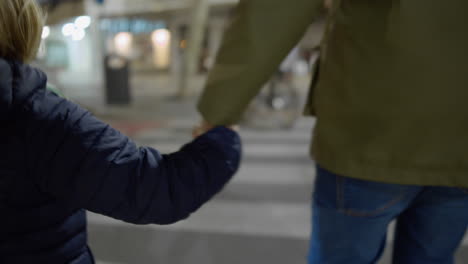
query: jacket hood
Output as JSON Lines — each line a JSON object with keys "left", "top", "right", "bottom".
{"left": 0, "top": 58, "right": 47, "bottom": 120}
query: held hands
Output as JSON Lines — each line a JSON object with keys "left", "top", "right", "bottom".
{"left": 192, "top": 121, "right": 239, "bottom": 138}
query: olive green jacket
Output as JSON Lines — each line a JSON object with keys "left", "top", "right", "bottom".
{"left": 198, "top": 0, "right": 468, "bottom": 188}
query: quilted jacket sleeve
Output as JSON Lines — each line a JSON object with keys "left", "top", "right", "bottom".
{"left": 19, "top": 87, "right": 241, "bottom": 225}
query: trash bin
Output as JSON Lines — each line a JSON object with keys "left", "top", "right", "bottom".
{"left": 104, "top": 54, "right": 131, "bottom": 105}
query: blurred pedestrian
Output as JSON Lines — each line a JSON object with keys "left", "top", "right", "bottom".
{"left": 0, "top": 0, "right": 240, "bottom": 263}
{"left": 194, "top": 0, "right": 468, "bottom": 263}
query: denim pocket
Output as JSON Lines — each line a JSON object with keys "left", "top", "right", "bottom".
{"left": 337, "top": 176, "right": 416, "bottom": 217}
{"left": 314, "top": 166, "right": 420, "bottom": 218}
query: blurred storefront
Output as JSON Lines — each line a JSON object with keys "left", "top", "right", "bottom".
{"left": 36, "top": 0, "right": 237, "bottom": 102}
{"left": 36, "top": 0, "right": 324, "bottom": 104}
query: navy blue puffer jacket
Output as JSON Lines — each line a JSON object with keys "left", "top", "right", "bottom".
{"left": 0, "top": 59, "right": 241, "bottom": 263}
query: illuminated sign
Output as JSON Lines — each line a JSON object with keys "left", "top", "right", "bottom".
{"left": 100, "top": 18, "right": 166, "bottom": 34}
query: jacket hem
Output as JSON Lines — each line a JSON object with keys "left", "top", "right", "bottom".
{"left": 312, "top": 146, "right": 468, "bottom": 188}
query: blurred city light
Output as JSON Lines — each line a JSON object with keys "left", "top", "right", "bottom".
{"left": 62, "top": 23, "right": 75, "bottom": 37}
{"left": 72, "top": 28, "right": 86, "bottom": 41}
{"left": 151, "top": 29, "right": 171, "bottom": 68}
{"left": 114, "top": 32, "right": 133, "bottom": 57}
{"left": 151, "top": 29, "right": 170, "bottom": 46}
{"left": 61, "top": 16, "right": 91, "bottom": 41}
{"left": 75, "top": 16, "right": 92, "bottom": 29}
{"left": 41, "top": 26, "right": 50, "bottom": 39}
{"left": 180, "top": 39, "right": 187, "bottom": 49}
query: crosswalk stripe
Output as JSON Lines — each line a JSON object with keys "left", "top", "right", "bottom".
{"left": 232, "top": 163, "right": 315, "bottom": 185}
{"left": 88, "top": 200, "right": 311, "bottom": 239}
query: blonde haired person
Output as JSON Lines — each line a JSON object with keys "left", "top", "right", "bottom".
{"left": 0, "top": 1, "right": 241, "bottom": 263}
{"left": 0, "top": 0, "right": 42, "bottom": 62}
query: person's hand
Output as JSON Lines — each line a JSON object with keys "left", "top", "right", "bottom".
{"left": 192, "top": 121, "right": 239, "bottom": 138}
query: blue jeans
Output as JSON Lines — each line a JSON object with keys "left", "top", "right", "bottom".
{"left": 309, "top": 166, "right": 468, "bottom": 264}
